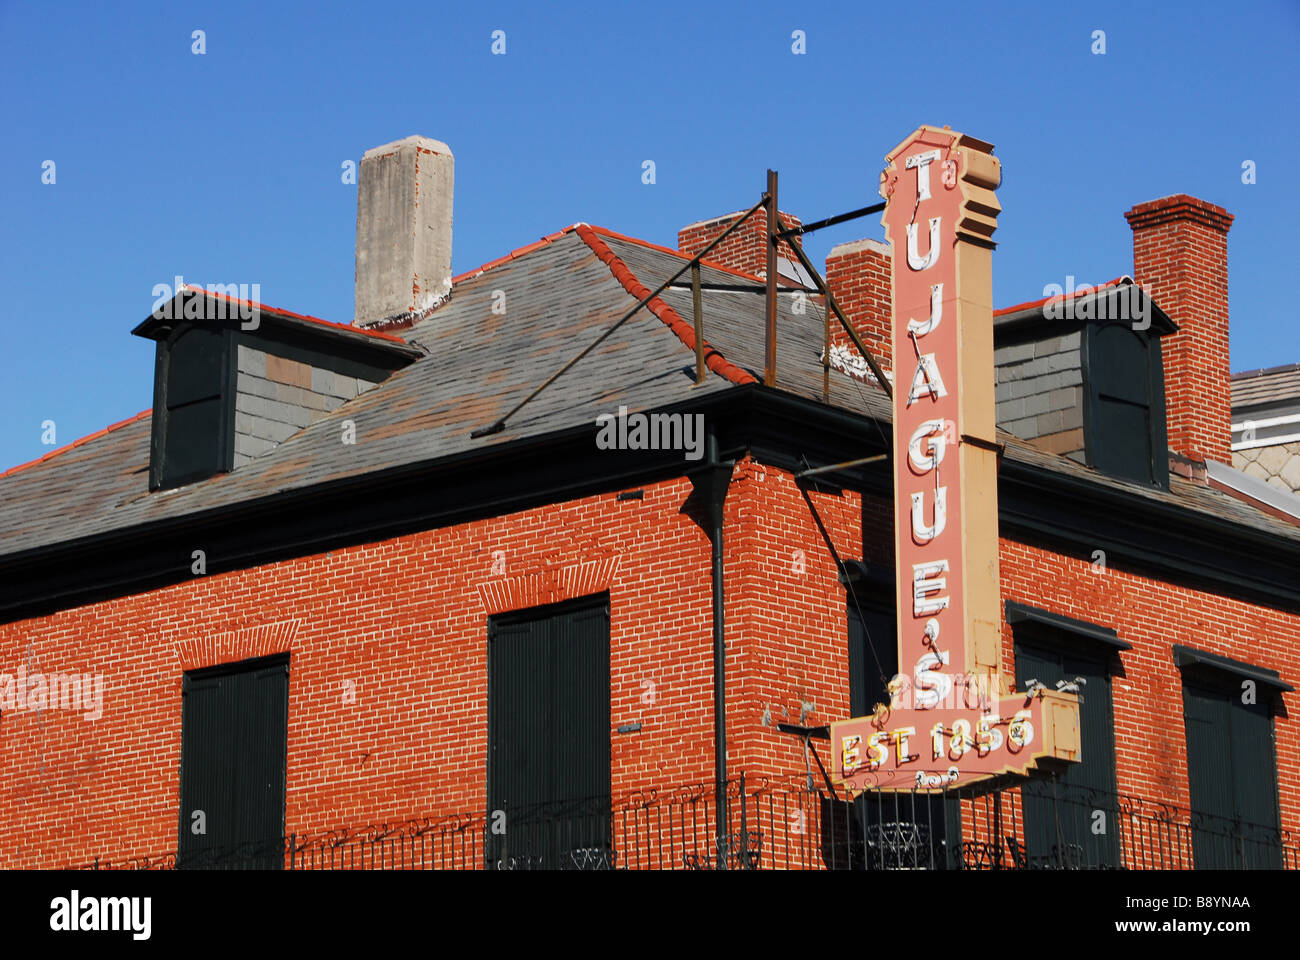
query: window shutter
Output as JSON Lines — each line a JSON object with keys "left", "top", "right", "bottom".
{"left": 847, "top": 600, "right": 895, "bottom": 720}
{"left": 178, "top": 655, "right": 289, "bottom": 868}
{"left": 1085, "top": 323, "right": 1166, "bottom": 488}
{"left": 487, "top": 595, "right": 611, "bottom": 868}
{"left": 154, "top": 324, "right": 235, "bottom": 489}
{"left": 1013, "top": 640, "right": 1120, "bottom": 867}
{"left": 1183, "top": 680, "right": 1282, "bottom": 868}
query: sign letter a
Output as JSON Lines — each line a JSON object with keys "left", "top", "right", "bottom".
{"left": 907, "top": 354, "right": 948, "bottom": 405}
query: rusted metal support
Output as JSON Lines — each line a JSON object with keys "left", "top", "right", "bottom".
{"left": 764, "top": 169, "right": 778, "bottom": 388}
{"left": 778, "top": 201, "right": 886, "bottom": 239}
{"left": 667, "top": 281, "right": 805, "bottom": 293}
{"left": 961, "top": 433, "right": 1006, "bottom": 459}
{"left": 783, "top": 234, "right": 893, "bottom": 400}
{"left": 823, "top": 294, "right": 831, "bottom": 402}
{"left": 794, "top": 453, "right": 888, "bottom": 480}
{"left": 691, "top": 262, "right": 705, "bottom": 384}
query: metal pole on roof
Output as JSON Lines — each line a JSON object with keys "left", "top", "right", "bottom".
{"left": 794, "top": 453, "right": 888, "bottom": 480}
{"left": 823, "top": 291, "right": 832, "bottom": 402}
{"left": 764, "top": 170, "right": 779, "bottom": 388}
{"left": 691, "top": 262, "right": 705, "bottom": 385}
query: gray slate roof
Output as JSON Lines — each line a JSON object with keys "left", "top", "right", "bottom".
{"left": 2, "top": 225, "right": 1298, "bottom": 562}
{"left": 1232, "top": 363, "right": 1300, "bottom": 410}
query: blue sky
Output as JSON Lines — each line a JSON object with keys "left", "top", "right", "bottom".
{"left": 2, "top": 0, "right": 1297, "bottom": 470}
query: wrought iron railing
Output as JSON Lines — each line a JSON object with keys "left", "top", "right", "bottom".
{"left": 79, "top": 774, "right": 1298, "bottom": 870}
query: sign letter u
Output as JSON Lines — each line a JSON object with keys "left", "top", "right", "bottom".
{"left": 907, "top": 217, "right": 941, "bottom": 271}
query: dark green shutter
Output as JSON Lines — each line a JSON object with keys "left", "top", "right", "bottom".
{"left": 1183, "top": 680, "right": 1281, "bottom": 868}
{"left": 1014, "top": 641, "right": 1119, "bottom": 867}
{"left": 178, "top": 655, "right": 288, "bottom": 868}
{"left": 487, "top": 595, "right": 611, "bottom": 868}
{"left": 847, "top": 599, "right": 895, "bottom": 720}
{"left": 1085, "top": 323, "right": 1165, "bottom": 487}
{"left": 153, "top": 324, "right": 234, "bottom": 490}
{"left": 845, "top": 593, "right": 955, "bottom": 869}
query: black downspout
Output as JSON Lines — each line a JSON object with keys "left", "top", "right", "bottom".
{"left": 697, "top": 431, "right": 735, "bottom": 868}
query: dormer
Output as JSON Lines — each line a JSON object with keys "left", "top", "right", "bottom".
{"left": 994, "top": 279, "right": 1177, "bottom": 488}
{"left": 132, "top": 288, "right": 422, "bottom": 491}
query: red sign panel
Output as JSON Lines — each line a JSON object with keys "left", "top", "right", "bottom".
{"left": 884, "top": 134, "right": 970, "bottom": 694}
{"left": 829, "top": 126, "right": 1079, "bottom": 793}
{"left": 832, "top": 699, "right": 1053, "bottom": 791}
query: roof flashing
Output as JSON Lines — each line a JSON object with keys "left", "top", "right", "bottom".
{"left": 1205, "top": 459, "right": 1300, "bottom": 525}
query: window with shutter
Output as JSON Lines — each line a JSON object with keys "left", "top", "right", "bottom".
{"left": 846, "top": 583, "right": 955, "bottom": 869}
{"left": 1083, "top": 321, "right": 1168, "bottom": 489}
{"left": 1013, "top": 641, "right": 1119, "bottom": 867}
{"left": 177, "top": 654, "right": 289, "bottom": 869}
{"left": 150, "top": 323, "right": 236, "bottom": 490}
{"left": 1008, "top": 602, "right": 1126, "bottom": 868}
{"left": 487, "top": 594, "right": 611, "bottom": 869}
{"left": 1180, "top": 659, "right": 1283, "bottom": 869}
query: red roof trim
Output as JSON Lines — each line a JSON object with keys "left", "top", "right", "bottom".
{"left": 1, "top": 409, "right": 151, "bottom": 480}
{"left": 448, "top": 223, "right": 775, "bottom": 289}
{"left": 994, "top": 277, "right": 1129, "bottom": 317}
{"left": 179, "top": 286, "right": 410, "bottom": 345}
{"left": 582, "top": 225, "right": 773, "bottom": 286}
{"left": 450, "top": 227, "right": 576, "bottom": 285}
{"left": 574, "top": 224, "right": 758, "bottom": 386}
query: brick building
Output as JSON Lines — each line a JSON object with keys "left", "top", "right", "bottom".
{"left": 1, "top": 134, "right": 1297, "bottom": 871}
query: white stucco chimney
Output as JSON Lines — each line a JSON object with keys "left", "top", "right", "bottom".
{"left": 354, "top": 136, "right": 454, "bottom": 327}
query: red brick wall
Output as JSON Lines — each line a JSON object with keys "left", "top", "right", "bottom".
{"left": 2, "top": 456, "right": 1295, "bottom": 869}
{"left": 678, "top": 209, "right": 802, "bottom": 280}
{"left": 0, "top": 475, "right": 727, "bottom": 867}
{"left": 999, "top": 538, "right": 1300, "bottom": 844}
{"left": 858, "top": 489, "right": 1299, "bottom": 848}
{"left": 723, "top": 460, "right": 860, "bottom": 783}
{"left": 1126, "top": 195, "right": 1234, "bottom": 464}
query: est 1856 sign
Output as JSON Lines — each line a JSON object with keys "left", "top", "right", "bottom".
{"left": 830, "top": 126, "right": 1082, "bottom": 793}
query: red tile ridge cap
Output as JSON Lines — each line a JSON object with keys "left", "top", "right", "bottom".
{"left": 449, "top": 223, "right": 777, "bottom": 289}
{"left": 1, "top": 409, "right": 152, "bottom": 479}
{"left": 581, "top": 224, "right": 775, "bottom": 286}
{"left": 450, "top": 227, "right": 578, "bottom": 285}
{"left": 179, "top": 286, "right": 410, "bottom": 345}
{"left": 994, "top": 276, "right": 1131, "bottom": 317}
{"left": 574, "top": 224, "right": 758, "bottom": 386}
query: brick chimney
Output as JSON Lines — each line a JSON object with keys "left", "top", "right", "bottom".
{"left": 355, "top": 136, "right": 454, "bottom": 328}
{"left": 1125, "top": 195, "right": 1234, "bottom": 464}
{"left": 825, "top": 238, "right": 893, "bottom": 374}
{"left": 678, "top": 209, "right": 802, "bottom": 279}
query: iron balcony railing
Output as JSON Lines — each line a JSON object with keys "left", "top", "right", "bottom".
{"left": 80, "top": 774, "right": 1298, "bottom": 870}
